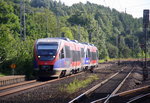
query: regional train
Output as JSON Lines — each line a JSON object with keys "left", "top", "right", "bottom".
{"left": 34, "top": 37, "right": 98, "bottom": 78}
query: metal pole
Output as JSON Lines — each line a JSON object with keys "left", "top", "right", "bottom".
{"left": 143, "top": 27, "right": 148, "bottom": 80}
{"left": 56, "top": 6, "right": 60, "bottom": 37}
{"left": 145, "top": 27, "right": 147, "bottom": 69}
{"left": 78, "top": 24, "right": 81, "bottom": 42}
{"left": 118, "top": 35, "right": 121, "bottom": 65}
{"left": 46, "top": 15, "right": 48, "bottom": 37}
{"left": 20, "top": 0, "right": 23, "bottom": 38}
{"left": 89, "top": 33, "right": 91, "bottom": 42}
{"left": 23, "top": 0, "right": 26, "bottom": 41}
{"left": 12, "top": 69, "right": 15, "bottom": 75}
{"left": 143, "top": 9, "right": 149, "bottom": 80}
{"left": 132, "top": 35, "right": 134, "bottom": 58}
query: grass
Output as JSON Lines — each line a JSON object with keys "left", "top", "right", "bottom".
{"left": 60, "top": 74, "right": 99, "bottom": 94}
{"left": 99, "top": 58, "right": 140, "bottom": 63}
{"left": 0, "top": 73, "right": 6, "bottom": 77}
{"left": 99, "top": 59, "right": 106, "bottom": 63}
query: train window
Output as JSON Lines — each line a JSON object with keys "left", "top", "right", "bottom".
{"left": 38, "top": 43, "right": 58, "bottom": 50}
{"left": 60, "top": 48, "right": 64, "bottom": 59}
{"left": 91, "top": 52, "right": 93, "bottom": 58}
{"left": 91, "top": 52, "right": 96, "bottom": 60}
{"left": 87, "top": 49, "right": 91, "bottom": 58}
{"left": 96, "top": 50, "right": 98, "bottom": 59}
{"left": 65, "top": 46, "right": 71, "bottom": 58}
{"left": 81, "top": 48, "right": 84, "bottom": 58}
{"left": 86, "top": 50, "right": 88, "bottom": 58}
{"left": 91, "top": 52, "right": 98, "bottom": 60}
{"left": 72, "top": 50, "right": 81, "bottom": 61}
{"left": 91, "top": 52, "right": 93, "bottom": 60}
{"left": 37, "top": 43, "right": 58, "bottom": 61}
{"left": 78, "top": 51, "right": 81, "bottom": 61}
{"left": 75, "top": 51, "right": 77, "bottom": 61}
{"left": 72, "top": 50, "right": 76, "bottom": 61}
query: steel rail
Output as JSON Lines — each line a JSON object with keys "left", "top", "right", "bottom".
{"left": 0, "top": 72, "right": 84, "bottom": 97}
{"left": 0, "top": 80, "right": 36, "bottom": 91}
{"left": 117, "top": 85, "right": 150, "bottom": 97}
{"left": 107, "top": 85, "right": 150, "bottom": 103}
{"left": 92, "top": 66, "right": 150, "bottom": 103}
{"left": 69, "top": 67, "right": 125, "bottom": 103}
{"left": 103, "top": 66, "right": 135, "bottom": 103}
{"left": 127, "top": 92, "right": 150, "bottom": 103}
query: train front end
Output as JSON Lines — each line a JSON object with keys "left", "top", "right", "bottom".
{"left": 34, "top": 38, "right": 61, "bottom": 78}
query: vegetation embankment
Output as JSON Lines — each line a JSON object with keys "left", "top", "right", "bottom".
{"left": 60, "top": 75, "right": 98, "bottom": 93}
{"left": 0, "top": 73, "right": 5, "bottom": 77}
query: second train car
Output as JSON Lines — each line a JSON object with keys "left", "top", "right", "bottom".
{"left": 34, "top": 37, "right": 98, "bottom": 78}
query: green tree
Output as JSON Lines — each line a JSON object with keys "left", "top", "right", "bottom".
{"left": 107, "top": 43, "right": 118, "bottom": 58}
{"left": 60, "top": 27, "right": 74, "bottom": 39}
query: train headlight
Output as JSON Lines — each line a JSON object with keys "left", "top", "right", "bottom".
{"left": 38, "top": 56, "right": 40, "bottom": 58}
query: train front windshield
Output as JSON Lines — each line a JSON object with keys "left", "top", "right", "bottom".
{"left": 37, "top": 43, "right": 58, "bottom": 61}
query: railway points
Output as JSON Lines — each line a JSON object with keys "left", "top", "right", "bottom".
{"left": 69, "top": 62, "right": 150, "bottom": 103}
{"left": 69, "top": 65, "right": 132, "bottom": 103}
{"left": 99, "top": 85, "right": 150, "bottom": 103}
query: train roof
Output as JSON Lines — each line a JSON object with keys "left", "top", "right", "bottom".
{"left": 81, "top": 42, "right": 94, "bottom": 46}
{"left": 36, "top": 38, "right": 96, "bottom": 47}
{"left": 36, "top": 37, "right": 70, "bottom": 43}
{"left": 37, "top": 38, "right": 80, "bottom": 43}
{"left": 70, "top": 40, "right": 78, "bottom": 43}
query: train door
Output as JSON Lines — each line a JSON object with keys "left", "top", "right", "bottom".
{"left": 60, "top": 47, "right": 65, "bottom": 59}
{"left": 59, "top": 47, "right": 65, "bottom": 69}
{"left": 64, "top": 45, "right": 71, "bottom": 68}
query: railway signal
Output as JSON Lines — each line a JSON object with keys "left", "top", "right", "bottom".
{"left": 10, "top": 64, "right": 16, "bottom": 75}
{"left": 10, "top": 64, "right": 16, "bottom": 69}
{"left": 143, "top": 9, "right": 150, "bottom": 80}
{"left": 143, "top": 10, "right": 150, "bottom": 28}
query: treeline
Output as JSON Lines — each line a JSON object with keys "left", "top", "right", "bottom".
{"left": 0, "top": 0, "right": 149, "bottom": 77}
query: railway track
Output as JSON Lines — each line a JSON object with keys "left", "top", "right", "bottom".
{"left": 1, "top": 62, "right": 148, "bottom": 103}
{"left": 0, "top": 80, "right": 42, "bottom": 97}
{"left": 0, "top": 72, "right": 84, "bottom": 98}
{"left": 127, "top": 93, "right": 150, "bottom": 103}
{"left": 0, "top": 63, "right": 112, "bottom": 99}
{"left": 107, "top": 85, "right": 150, "bottom": 103}
{"left": 69, "top": 64, "right": 136, "bottom": 103}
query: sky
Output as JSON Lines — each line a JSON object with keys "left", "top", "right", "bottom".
{"left": 56, "top": 0, "right": 150, "bottom": 18}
